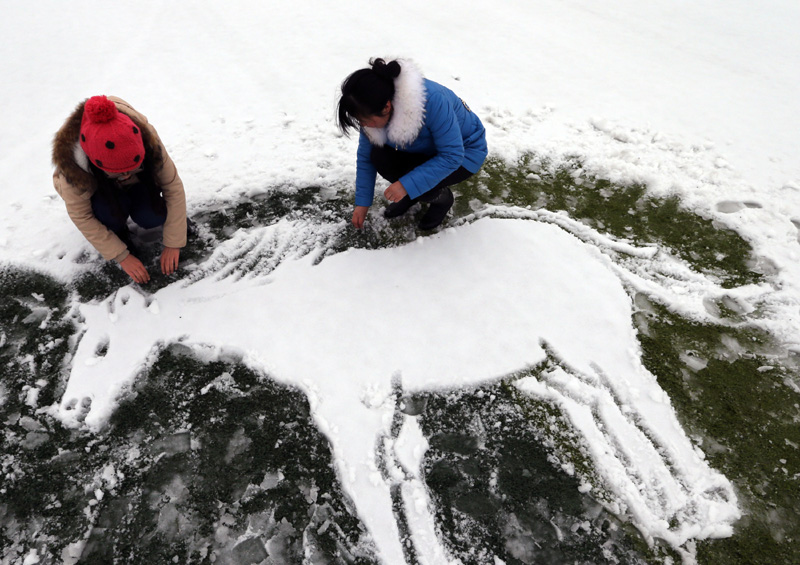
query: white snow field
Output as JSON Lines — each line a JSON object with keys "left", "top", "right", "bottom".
{"left": 2, "top": 1, "right": 800, "bottom": 563}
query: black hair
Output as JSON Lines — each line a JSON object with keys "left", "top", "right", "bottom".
{"left": 337, "top": 58, "right": 402, "bottom": 135}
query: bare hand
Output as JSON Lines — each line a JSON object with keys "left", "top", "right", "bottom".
{"left": 120, "top": 254, "right": 150, "bottom": 284}
{"left": 384, "top": 181, "right": 407, "bottom": 203}
{"left": 352, "top": 206, "right": 369, "bottom": 229}
{"left": 160, "top": 246, "right": 181, "bottom": 275}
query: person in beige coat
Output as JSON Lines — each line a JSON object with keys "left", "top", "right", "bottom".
{"left": 52, "top": 95, "right": 187, "bottom": 283}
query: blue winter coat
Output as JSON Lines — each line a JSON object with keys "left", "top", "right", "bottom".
{"left": 354, "top": 78, "right": 488, "bottom": 207}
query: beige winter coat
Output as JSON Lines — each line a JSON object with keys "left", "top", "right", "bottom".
{"left": 52, "top": 96, "right": 187, "bottom": 262}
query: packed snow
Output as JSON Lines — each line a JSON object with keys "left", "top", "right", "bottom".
{"left": 2, "top": 1, "right": 800, "bottom": 564}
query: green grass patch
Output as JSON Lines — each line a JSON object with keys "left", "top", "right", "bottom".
{"left": 456, "top": 155, "right": 761, "bottom": 288}
{"left": 635, "top": 300, "right": 800, "bottom": 565}
{"left": 2, "top": 153, "right": 793, "bottom": 564}
{"left": 70, "top": 153, "right": 762, "bottom": 301}
{"left": 417, "top": 382, "right": 666, "bottom": 564}
{"left": 1, "top": 269, "right": 376, "bottom": 564}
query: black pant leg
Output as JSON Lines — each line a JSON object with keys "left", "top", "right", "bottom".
{"left": 372, "top": 146, "right": 475, "bottom": 203}
{"left": 128, "top": 182, "right": 167, "bottom": 229}
{"left": 91, "top": 187, "right": 133, "bottom": 234}
{"left": 417, "top": 167, "right": 474, "bottom": 202}
{"left": 370, "top": 145, "right": 431, "bottom": 183}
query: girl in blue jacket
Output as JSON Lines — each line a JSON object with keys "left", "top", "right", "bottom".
{"left": 337, "top": 58, "right": 488, "bottom": 230}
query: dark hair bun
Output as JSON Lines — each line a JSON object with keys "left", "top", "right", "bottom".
{"left": 371, "top": 58, "right": 401, "bottom": 80}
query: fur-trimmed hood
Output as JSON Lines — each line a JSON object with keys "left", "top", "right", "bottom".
{"left": 362, "top": 58, "right": 426, "bottom": 148}
{"left": 52, "top": 97, "right": 187, "bottom": 262}
{"left": 52, "top": 97, "right": 162, "bottom": 194}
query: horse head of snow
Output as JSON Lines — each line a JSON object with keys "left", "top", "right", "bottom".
{"left": 55, "top": 216, "right": 739, "bottom": 562}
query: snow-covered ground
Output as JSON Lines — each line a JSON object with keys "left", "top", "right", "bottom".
{"left": 2, "top": 1, "right": 800, "bottom": 564}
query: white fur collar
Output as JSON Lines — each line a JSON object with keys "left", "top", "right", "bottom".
{"left": 363, "top": 58, "right": 426, "bottom": 147}
{"left": 73, "top": 141, "right": 90, "bottom": 172}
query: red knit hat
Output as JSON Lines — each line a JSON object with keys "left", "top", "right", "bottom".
{"left": 80, "top": 95, "right": 145, "bottom": 173}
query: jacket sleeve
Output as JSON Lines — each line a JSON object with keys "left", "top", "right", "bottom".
{"left": 112, "top": 96, "right": 187, "bottom": 249}
{"left": 354, "top": 132, "right": 378, "bottom": 207}
{"left": 151, "top": 129, "right": 187, "bottom": 249}
{"left": 53, "top": 173, "right": 130, "bottom": 262}
{"left": 399, "top": 91, "right": 464, "bottom": 199}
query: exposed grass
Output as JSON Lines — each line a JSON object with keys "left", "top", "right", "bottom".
{"left": 2, "top": 153, "right": 796, "bottom": 564}
{"left": 1, "top": 271, "right": 377, "bottom": 564}
{"left": 456, "top": 156, "right": 761, "bottom": 288}
{"left": 635, "top": 301, "right": 800, "bottom": 565}
{"left": 1, "top": 268, "right": 96, "bottom": 552}
{"left": 87, "top": 348, "right": 377, "bottom": 564}
{"left": 417, "top": 382, "right": 665, "bottom": 564}
{"left": 70, "top": 153, "right": 762, "bottom": 301}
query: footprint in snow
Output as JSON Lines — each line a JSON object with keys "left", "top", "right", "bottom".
{"left": 716, "top": 200, "right": 763, "bottom": 213}
{"left": 64, "top": 396, "right": 93, "bottom": 423}
{"left": 791, "top": 218, "right": 800, "bottom": 244}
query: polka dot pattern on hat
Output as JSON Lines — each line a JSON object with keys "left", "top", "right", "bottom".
{"left": 79, "top": 95, "right": 145, "bottom": 174}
